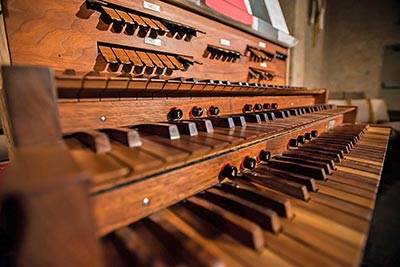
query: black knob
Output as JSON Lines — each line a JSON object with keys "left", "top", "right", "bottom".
{"left": 191, "top": 106, "right": 203, "bottom": 117}
{"left": 243, "top": 104, "right": 253, "bottom": 113}
{"left": 167, "top": 108, "right": 183, "bottom": 120}
{"left": 259, "top": 150, "right": 271, "bottom": 162}
{"left": 304, "top": 132, "right": 312, "bottom": 140}
{"left": 297, "top": 135, "right": 305, "bottom": 144}
{"left": 263, "top": 103, "right": 271, "bottom": 110}
{"left": 271, "top": 103, "right": 278, "bottom": 110}
{"left": 243, "top": 156, "right": 256, "bottom": 170}
{"left": 221, "top": 164, "right": 238, "bottom": 179}
{"left": 254, "top": 103, "right": 262, "bottom": 111}
{"left": 311, "top": 130, "right": 318, "bottom": 138}
{"left": 288, "top": 138, "right": 298, "bottom": 147}
{"left": 209, "top": 106, "right": 220, "bottom": 116}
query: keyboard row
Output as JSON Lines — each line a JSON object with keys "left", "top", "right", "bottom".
{"left": 101, "top": 124, "right": 391, "bottom": 267}
{"left": 64, "top": 104, "right": 338, "bottom": 189}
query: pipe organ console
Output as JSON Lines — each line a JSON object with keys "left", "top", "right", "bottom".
{"left": 0, "top": 1, "right": 391, "bottom": 266}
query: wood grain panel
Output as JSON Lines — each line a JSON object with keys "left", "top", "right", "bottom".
{"left": 4, "top": 0, "right": 287, "bottom": 84}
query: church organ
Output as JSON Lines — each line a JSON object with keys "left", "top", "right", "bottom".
{"left": 0, "top": 1, "right": 391, "bottom": 266}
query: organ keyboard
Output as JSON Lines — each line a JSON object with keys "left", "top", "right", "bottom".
{"left": 0, "top": 1, "right": 392, "bottom": 267}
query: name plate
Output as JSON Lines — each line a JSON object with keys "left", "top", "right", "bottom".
{"left": 220, "top": 39, "right": 231, "bottom": 46}
{"left": 145, "top": 37, "right": 161, "bottom": 46}
{"left": 143, "top": 1, "right": 161, "bottom": 12}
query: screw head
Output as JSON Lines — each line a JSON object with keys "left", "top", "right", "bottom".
{"left": 99, "top": 115, "right": 107, "bottom": 122}
{"left": 142, "top": 197, "right": 150, "bottom": 206}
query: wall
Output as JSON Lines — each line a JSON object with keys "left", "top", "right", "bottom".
{"left": 281, "top": 0, "right": 400, "bottom": 110}
{"left": 280, "top": 0, "right": 329, "bottom": 89}
{"left": 325, "top": 0, "right": 400, "bottom": 109}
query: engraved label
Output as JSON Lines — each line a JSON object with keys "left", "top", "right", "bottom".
{"left": 220, "top": 39, "right": 231, "bottom": 46}
{"left": 328, "top": 120, "right": 336, "bottom": 129}
{"left": 259, "top": 42, "right": 266, "bottom": 48}
{"left": 145, "top": 37, "right": 162, "bottom": 46}
{"left": 143, "top": 1, "right": 161, "bottom": 12}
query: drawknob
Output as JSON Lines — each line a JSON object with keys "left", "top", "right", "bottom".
{"left": 259, "top": 150, "right": 271, "bottom": 162}
{"left": 221, "top": 164, "right": 238, "bottom": 179}
{"left": 254, "top": 103, "right": 262, "bottom": 111}
{"left": 311, "top": 130, "right": 318, "bottom": 138}
{"left": 191, "top": 106, "right": 203, "bottom": 117}
{"left": 167, "top": 107, "right": 183, "bottom": 120}
{"left": 243, "top": 104, "right": 253, "bottom": 113}
{"left": 297, "top": 135, "right": 306, "bottom": 144}
{"left": 209, "top": 106, "right": 220, "bottom": 116}
{"left": 288, "top": 138, "right": 299, "bottom": 148}
{"left": 243, "top": 156, "right": 256, "bottom": 170}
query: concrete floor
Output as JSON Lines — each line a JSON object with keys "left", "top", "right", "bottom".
{"left": 362, "top": 134, "right": 400, "bottom": 267}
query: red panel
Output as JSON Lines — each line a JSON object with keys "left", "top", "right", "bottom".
{"left": 205, "top": 0, "right": 253, "bottom": 25}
